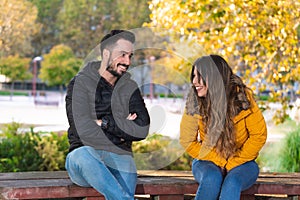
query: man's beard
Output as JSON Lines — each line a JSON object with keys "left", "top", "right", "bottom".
{"left": 106, "top": 63, "right": 121, "bottom": 78}
{"left": 106, "top": 63, "right": 128, "bottom": 78}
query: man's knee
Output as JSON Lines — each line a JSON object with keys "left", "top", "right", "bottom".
{"left": 67, "top": 146, "right": 96, "bottom": 166}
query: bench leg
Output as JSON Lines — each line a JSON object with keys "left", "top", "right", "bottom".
{"left": 240, "top": 194, "right": 255, "bottom": 200}
{"left": 151, "top": 194, "right": 184, "bottom": 200}
{"left": 288, "top": 195, "right": 300, "bottom": 200}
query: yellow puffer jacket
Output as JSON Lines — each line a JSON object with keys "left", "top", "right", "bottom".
{"left": 180, "top": 95, "right": 267, "bottom": 171}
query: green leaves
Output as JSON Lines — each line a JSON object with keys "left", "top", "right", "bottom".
{"left": 0, "top": 122, "right": 69, "bottom": 172}
{"left": 39, "top": 44, "right": 82, "bottom": 87}
{"left": 279, "top": 127, "right": 300, "bottom": 172}
{"left": 0, "top": 123, "right": 43, "bottom": 172}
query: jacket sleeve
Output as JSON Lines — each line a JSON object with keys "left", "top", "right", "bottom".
{"left": 180, "top": 111, "right": 201, "bottom": 158}
{"left": 69, "top": 76, "right": 114, "bottom": 148}
{"left": 226, "top": 99, "right": 267, "bottom": 171}
{"left": 180, "top": 110, "right": 228, "bottom": 167}
{"left": 105, "top": 75, "right": 150, "bottom": 141}
{"left": 105, "top": 81, "right": 150, "bottom": 142}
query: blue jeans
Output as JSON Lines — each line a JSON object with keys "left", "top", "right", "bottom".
{"left": 65, "top": 146, "right": 137, "bottom": 200}
{"left": 192, "top": 159, "right": 259, "bottom": 200}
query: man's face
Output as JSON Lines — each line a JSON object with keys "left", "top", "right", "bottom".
{"left": 106, "top": 39, "right": 134, "bottom": 77}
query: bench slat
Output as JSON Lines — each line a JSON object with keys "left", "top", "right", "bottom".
{"left": 1, "top": 170, "right": 299, "bottom": 180}
{"left": 1, "top": 171, "right": 300, "bottom": 200}
{"left": 0, "top": 171, "right": 68, "bottom": 181}
{"left": 0, "top": 179, "right": 71, "bottom": 188}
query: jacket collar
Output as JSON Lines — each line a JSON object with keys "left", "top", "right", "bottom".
{"left": 232, "top": 108, "right": 252, "bottom": 124}
{"left": 232, "top": 94, "right": 256, "bottom": 123}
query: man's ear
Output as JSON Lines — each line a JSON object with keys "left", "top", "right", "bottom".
{"left": 103, "top": 49, "right": 110, "bottom": 59}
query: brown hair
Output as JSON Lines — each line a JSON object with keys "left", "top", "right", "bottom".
{"left": 189, "top": 55, "right": 252, "bottom": 159}
{"left": 100, "top": 30, "right": 135, "bottom": 56}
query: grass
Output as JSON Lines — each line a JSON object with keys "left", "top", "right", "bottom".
{"left": 258, "top": 141, "right": 285, "bottom": 172}
{"left": 258, "top": 119, "right": 299, "bottom": 172}
{"left": 0, "top": 90, "right": 28, "bottom": 96}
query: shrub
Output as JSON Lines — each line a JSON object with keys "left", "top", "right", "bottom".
{"left": 0, "top": 122, "right": 43, "bottom": 172}
{"left": 0, "top": 123, "right": 193, "bottom": 172}
{"left": 133, "top": 133, "right": 192, "bottom": 170}
{"left": 35, "top": 132, "right": 69, "bottom": 171}
{"left": 278, "top": 126, "right": 300, "bottom": 172}
{"left": 0, "top": 122, "right": 69, "bottom": 172}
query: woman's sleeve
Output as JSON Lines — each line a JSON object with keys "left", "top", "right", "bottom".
{"left": 180, "top": 111, "right": 227, "bottom": 167}
{"left": 180, "top": 111, "right": 202, "bottom": 158}
{"left": 226, "top": 100, "right": 267, "bottom": 171}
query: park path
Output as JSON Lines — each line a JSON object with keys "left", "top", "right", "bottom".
{"left": 0, "top": 93, "right": 286, "bottom": 142}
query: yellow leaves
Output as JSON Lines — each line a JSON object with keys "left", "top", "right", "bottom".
{"left": 148, "top": 1, "right": 299, "bottom": 65}
{"left": 35, "top": 134, "right": 65, "bottom": 171}
{"left": 0, "top": 55, "right": 31, "bottom": 81}
{"left": 245, "top": 69, "right": 251, "bottom": 77}
{"left": 147, "top": 0, "right": 299, "bottom": 124}
{"left": 152, "top": 54, "right": 187, "bottom": 85}
{"left": 0, "top": 0, "right": 40, "bottom": 57}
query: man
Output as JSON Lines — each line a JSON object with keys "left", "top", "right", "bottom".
{"left": 65, "top": 30, "right": 150, "bottom": 200}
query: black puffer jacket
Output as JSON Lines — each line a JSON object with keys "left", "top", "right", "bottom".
{"left": 65, "top": 61, "right": 150, "bottom": 155}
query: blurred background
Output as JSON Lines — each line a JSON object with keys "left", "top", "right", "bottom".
{"left": 0, "top": 0, "right": 299, "bottom": 173}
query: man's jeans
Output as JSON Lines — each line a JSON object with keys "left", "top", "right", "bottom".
{"left": 192, "top": 159, "right": 259, "bottom": 200}
{"left": 65, "top": 146, "right": 137, "bottom": 200}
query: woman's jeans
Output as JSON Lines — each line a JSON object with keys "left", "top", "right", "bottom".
{"left": 192, "top": 159, "right": 259, "bottom": 200}
{"left": 65, "top": 146, "right": 137, "bottom": 200}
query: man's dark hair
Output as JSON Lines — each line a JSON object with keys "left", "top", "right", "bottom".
{"left": 100, "top": 30, "right": 135, "bottom": 55}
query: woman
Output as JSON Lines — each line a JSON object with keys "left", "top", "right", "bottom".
{"left": 180, "top": 55, "right": 267, "bottom": 200}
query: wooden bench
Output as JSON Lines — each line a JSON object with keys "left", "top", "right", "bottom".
{"left": 0, "top": 170, "right": 299, "bottom": 200}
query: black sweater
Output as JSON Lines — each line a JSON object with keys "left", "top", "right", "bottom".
{"left": 65, "top": 61, "right": 150, "bottom": 155}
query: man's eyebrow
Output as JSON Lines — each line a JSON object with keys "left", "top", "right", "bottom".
{"left": 119, "top": 50, "right": 133, "bottom": 54}
{"left": 119, "top": 50, "right": 134, "bottom": 56}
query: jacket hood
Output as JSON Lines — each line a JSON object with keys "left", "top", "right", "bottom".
{"left": 77, "top": 61, "right": 101, "bottom": 81}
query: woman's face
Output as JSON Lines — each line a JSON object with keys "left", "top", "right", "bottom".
{"left": 192, "top": 67, "right": 208, "bottom": 97}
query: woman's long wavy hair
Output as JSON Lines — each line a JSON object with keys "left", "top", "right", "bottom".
{"left": 188, "top": 55, "right": 252, "bottom": 159}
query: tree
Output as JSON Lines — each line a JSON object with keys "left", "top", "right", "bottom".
{"left": 130, "top": 28, "right": 189, "bottom": 97}
{"left": 28, "top": 0, "right": 64, "bottom": 56}
{"left": 112, "top": 0, "right": 151, "bottom": 29}
{"left": 150, "top": 36, "right": 206, "bottom": 87}
{"left": 146, "top": 0, "right": 300, "bottom": 123}
{"left": 39, "top": 44, "right": 82, "bottom": 95}
{"left": 57, "top": 0, "right": 151, "bottom": 58}
{"left": 0, "top": 55, "right": 32, "bottom": 99}
{"left": 0, "top": 0, "right": 40, "bottom": 57}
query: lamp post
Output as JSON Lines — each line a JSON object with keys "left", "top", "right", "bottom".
{"left": 32, "top": 56, "right": 42, "bottom": 97}
{"left": 149, "top": 56, "right": 155, "bottom": 102}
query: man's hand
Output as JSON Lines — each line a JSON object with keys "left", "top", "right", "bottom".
{"left": 95, "top": 113, "right": 136, "bottom": 126}
{"left": 127, "top": 113, "right": 137, "bottom": 120}
{"left": 95, "top": 119, "right": 102, "bottom": 126}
